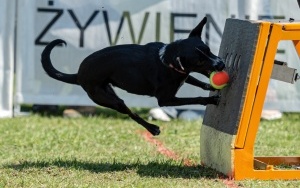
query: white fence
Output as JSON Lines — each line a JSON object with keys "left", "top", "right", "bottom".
{"left": 1, "top": 0, "right": 300, "bottom": 117}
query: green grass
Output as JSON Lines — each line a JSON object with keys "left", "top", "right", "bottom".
{"left": 0, "top": 109, "right": 299, "bottom": 187}
{"left": 255, "top": 113, "right": 300, "bottom": 156}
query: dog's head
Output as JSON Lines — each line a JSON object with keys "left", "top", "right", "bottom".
{"left": 160, "top": 17, "right": 225, "bottom": 77}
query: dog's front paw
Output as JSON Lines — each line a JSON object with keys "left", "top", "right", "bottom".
{"left": 208, "top": 94, "right": 221, "bottom": 105}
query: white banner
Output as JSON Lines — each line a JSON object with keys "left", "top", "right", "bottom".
{"left": 237, "top": 0, "right": 300, "bottom": 111}
{"left": 15, "top": 0, "right": 300, "bottom": 111}
{"left": 16, "top": 0, "right": 223, "bottom": 109}
{"left": 0, "top": 0, "right": 15, "bottom": 117}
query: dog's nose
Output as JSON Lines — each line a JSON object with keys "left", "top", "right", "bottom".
{"left": 215, "top": 62, "right": 225, "bottom": 71}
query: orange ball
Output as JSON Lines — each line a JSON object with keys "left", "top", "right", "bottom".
{"left": 209, "top": 71, "right": 229, "bottom": 89}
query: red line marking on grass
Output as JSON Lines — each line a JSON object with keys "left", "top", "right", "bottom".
{"left": 139, "top": 130, "right": 195, "bottom": 166}
{"left": 138, "top": 130, "right": 241, "bottom": 188}
{"left": 221, "top": 178, "right": 240, "bottom": 188}
{"left": 218, "top": 173, "right": 240, "bottom": 188}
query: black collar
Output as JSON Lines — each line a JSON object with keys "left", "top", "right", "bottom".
{"left": 159, "top": 45, "right": 186, "bottom": 74}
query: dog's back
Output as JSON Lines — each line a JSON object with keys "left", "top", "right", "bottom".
{"left": 78, "top": 42, "right": 166, "bottom": 96}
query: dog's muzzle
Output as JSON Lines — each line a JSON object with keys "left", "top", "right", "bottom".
{"left": 213, "top": 58, "right": 225, "bottom": 71}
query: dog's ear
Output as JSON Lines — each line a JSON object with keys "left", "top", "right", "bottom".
{"left": 188, "top": 17, "right": 207, "bottom": 38}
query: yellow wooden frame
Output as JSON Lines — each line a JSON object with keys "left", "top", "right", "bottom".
{"left": 233, "top": 21, "right": 300, "bottom": 180}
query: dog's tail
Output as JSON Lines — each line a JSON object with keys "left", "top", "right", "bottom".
{"left": 41, "top": 39, "right": 78, "bottom": 85}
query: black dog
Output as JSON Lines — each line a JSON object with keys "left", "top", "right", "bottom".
{"left": 41, "top": 17, "right": 225, "bottom": 136}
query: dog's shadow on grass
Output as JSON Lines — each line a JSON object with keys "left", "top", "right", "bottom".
{"left": 4, "top": 159, "right": 220, "bottom": 179}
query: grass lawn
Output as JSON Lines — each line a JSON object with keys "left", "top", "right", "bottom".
{"left": 0, "top": 108, "right": 299, "bottom": 187}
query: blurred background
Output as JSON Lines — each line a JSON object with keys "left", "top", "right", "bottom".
{"left": 1, "top": 0, "right": 300, "bottom": 119}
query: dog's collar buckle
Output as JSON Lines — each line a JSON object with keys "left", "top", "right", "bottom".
{"left": 169, "top": 64, "right": 186, "bottom": 74}
{"left": 159, "top": 45, "right": 186, "bottom": 75}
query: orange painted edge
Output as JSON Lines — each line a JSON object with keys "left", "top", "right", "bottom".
{"left": 234, "top": 22, "right": 271, "bottom": 149}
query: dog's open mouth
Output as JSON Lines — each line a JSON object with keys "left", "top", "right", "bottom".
{"left": 205, "top": 64, "right": 226, "bottom": 77}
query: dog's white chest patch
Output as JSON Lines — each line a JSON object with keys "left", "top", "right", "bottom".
{"left": 159, "top": 45, "right": 167, "bottom": 63}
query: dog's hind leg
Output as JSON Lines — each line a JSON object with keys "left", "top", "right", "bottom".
{"left": 85, "top": 84, "right": 161, "bottom": 136}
